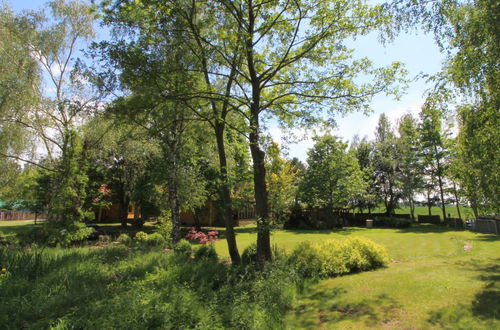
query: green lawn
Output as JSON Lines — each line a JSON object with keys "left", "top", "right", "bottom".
{"left": 213, "top": 224, "right": 499, "bottom": 329}
{"left": 373, "top": 205, "right": 475, "bottom": 219}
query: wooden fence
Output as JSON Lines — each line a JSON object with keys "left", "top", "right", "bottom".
{"left": 0, "top": 211, "right": 47, "bottom": 221}
{"left": 473, "top": 216, "right": 500, "bottom": 234}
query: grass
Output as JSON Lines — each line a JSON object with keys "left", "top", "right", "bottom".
{"left": 212, "top": 224, "right": 499, "bottom": 329}
{"left": 0, "top": 220, "right": 158, "bottom": 241}
{"left": 1, "top": 221, "right": 498, "bottom": 329}
{"left": 373, "top": 205, "right": 475, "bottom": 219}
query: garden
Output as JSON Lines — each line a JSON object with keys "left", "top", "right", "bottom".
{"left": 1, "top": 220, "right": 498, "bottom": 329}
{"left": 1, "top": 0, "right": 499, "bottom": 328}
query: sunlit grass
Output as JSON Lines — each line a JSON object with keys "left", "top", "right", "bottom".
{"left": 212, "top": 224, "right": 499, "bottom": 329}
{"left": 372, "top": 205, "right": 475, "bottom": 219}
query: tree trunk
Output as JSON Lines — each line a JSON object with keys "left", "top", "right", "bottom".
{"left": 249, "top": 125, "right": 272, "bottom": 264}
{"left": 134, "top": 205, "right": 143, "bottom": 229}
{"left": 409, "top": 196, "right": 415, "bottom": 221}
{"left": 193, "top": 211, "right": 202, "bottom": 231}
{"left": 215, "top": 124, "right": 241, "bottom": 265}
{"left": 434, "top": 146, "right": 447, "bottom": 222}
{"left": 452, "top": 181, "right": 462, "bottom": 220}
{"left": 426, "top": 188, "right": 432, "bottom": 215}
{"left": 120, "top": 194, "right": 129, "bottom": 228}
{"left": 168, "top": 180, "right": 182, "bottom": 244}
{"left": 437, "top": 173, "right": 447, "bottom": 222}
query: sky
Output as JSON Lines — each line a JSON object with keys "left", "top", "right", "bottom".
{"left": 8, "top": 0, "right": 447, "bottom": 161}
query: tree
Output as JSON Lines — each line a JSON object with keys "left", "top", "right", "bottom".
{"left": 208, "top": 0, "right": 405, "bottom": 263}
{"left": 373, "top": 114, "right": 401, "bottom": 215}
{"left": 301, "top": 135, "right": 367, "bottom": 214}
{"left": 0, "top": 0, "right": 99, "bottom": 223}
{"left": 351, "top": 136, "right": 378, "bottom": 214}
{"left": 0, "top": 5, "right": 40, "bottom": 171}
{"left": 265, "top": 142, "right": 298, "bottom": 226}
{"left": 97, "top": 0, "right": 244, "bottom": 263}
{"left": 454, "top": 105, "right": 499, "bottom": 216}
{"left": 391, "top": 0, "right": 499, "bottom": 214}
{"left": 397, "top": 113, "right": 423, "bottom": 220}
{"left": 419, "top": 98, "right": 450, "bottom": 221}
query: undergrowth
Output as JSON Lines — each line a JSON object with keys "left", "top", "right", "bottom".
{"left": 0, "top": 236, "right": 388, "bottom": 329}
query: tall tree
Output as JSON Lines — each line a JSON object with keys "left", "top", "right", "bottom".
{"left": 373, "top": 114, "right": 401, "bottom": 215}
{"left": 419, "top": 98, "right": 450, "bottom": 222}
{"left": 98, "top": 0, "right": 243, "bottom": 263}
{"left": 0, "top": 5, "right": 40, "bottom": 168}
{"left": 351, "top": 137, "right": 378, "bottom": 214}
{"left": 397, "top": 113, "right": 423, "bottom": 220}
{"left": 212, "top": 0, "right": 405, "bottom": 263}
{"left": 1, "top": 0, "right": 99, "bottom": 222}
{"left": 391, "top": 0, "right": 499, "bottom": 214}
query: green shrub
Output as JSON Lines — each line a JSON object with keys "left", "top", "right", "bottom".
{"left": 157, "top": 211, "right": 172, "bottom": 245}
{"left": 194, "top": 244, "right": 218, "bottom": 262}
{"left": 17, "top": 222, "right": 94, "bottom": 246}
{"left": 241, "top": 243, "right": 258, "bottom": 265}
{"left": 134, "top": 231, "right": 149, "bottom": 242}
{"left": 289, "top": 237, "right": 389, "bottom": 278}
{"left": 374, "top": 216, "right": 412, "bottom": 228}
{"left": 173, "top": 240, "right": 192, "bottom": 258}
{"left": 49, "top": 222, "right": 94, "bottom": 247}
{"left": 147, "top": 233, "right": 166, "bottom": 247}
{"left": 117, "top": 233, "right": 132, "bottom": 245}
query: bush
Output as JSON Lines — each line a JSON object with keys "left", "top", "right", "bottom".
{"left": 17, "top": 222, "right": 94, "bottom": 246}
{"left": 185, "top": 229, "right": 219, "bottom": 244}
{"left": 173, "top": 240, "right": 192, "bottom": 258}
{"left": 241, "top": 243, "right": 258, "bottom": 265}
{"left": 289, "top": 237, "right": 389, "bottom": 278}
{"left": 134, "top": 231, "right": 149, "bottom": 242}
{"left": 157, "top": 211, "right": 172, "bottom": 245}
{"left": 117, "top": 234, "right": 132, "bottom": 245}
{"left": 147, "top": 233, "right": 166, "bottom": 247}
{"left": 49, "top": 222, "right": 94, "bottom": 247}
{"left": 194, "top": 244, "right": 218, "bottom": 262}
{"left": 374, "top": 216, "right": 412, "bottom": 228}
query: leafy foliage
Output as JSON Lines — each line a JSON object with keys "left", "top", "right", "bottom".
{"left": 194, "top": 244, "right": 218, "bottom": 262}
{"left": 301, "top": 135, "right": 367, "bottom": 210}
{"left": 289, "top": 237, "right": 389, "bottom": 278}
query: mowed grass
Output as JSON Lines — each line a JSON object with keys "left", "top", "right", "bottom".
{"left": 214, "top": 224, "right": 499, "bottom": 329}
{"left": 373, "top": 205, "right": 475, "bottom": 219}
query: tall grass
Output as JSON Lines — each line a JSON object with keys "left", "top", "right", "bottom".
{"left": 0, "top": 245, "right": 301, "bottom": 329}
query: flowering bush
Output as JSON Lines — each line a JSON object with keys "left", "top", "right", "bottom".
{"left": 185, "top": 229, "right": 219, "bottom": 244}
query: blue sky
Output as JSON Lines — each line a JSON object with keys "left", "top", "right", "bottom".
{"left": 9, "top": 0, "right": 446, "bottom": 160}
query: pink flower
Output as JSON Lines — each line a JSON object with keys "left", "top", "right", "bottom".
{"left": 185, "top": 229, "right": 219, "bottom": 244}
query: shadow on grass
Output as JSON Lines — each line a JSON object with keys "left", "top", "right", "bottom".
{"left": 395, "top": 224, "right": 466, "bottom": 234}
{"left": 291, "top": 286, "right": 403, "bottom": 328}
{"left": 214, "top": 227, "right": 365, "bottom": 239}
{"left": 471, "top": 234, "right": 500, "bottom": 242}
{"left": 428, "top": 258, "right": 500, "bottom": 328}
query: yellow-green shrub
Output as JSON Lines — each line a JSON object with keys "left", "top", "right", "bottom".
{"left": 289, "top": 237, "right": 389, "bottom": 278}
